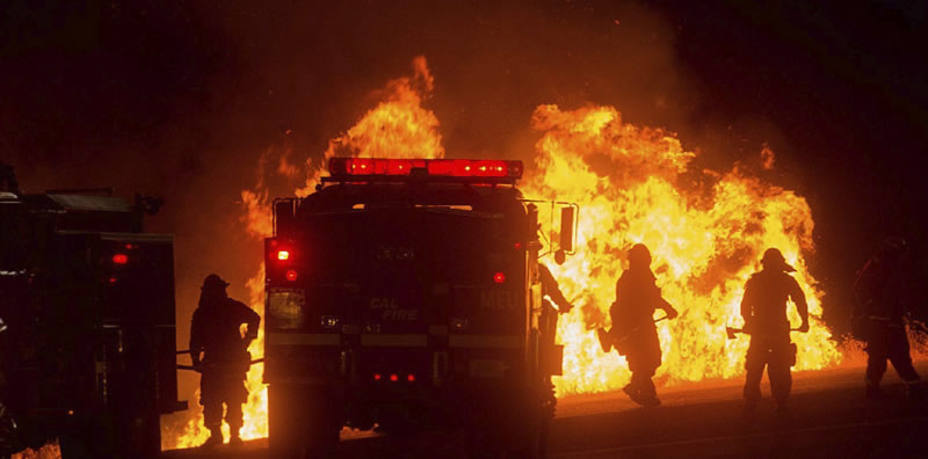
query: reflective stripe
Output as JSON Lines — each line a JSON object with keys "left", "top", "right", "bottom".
{"left": 360, "top": 334, "right": 427, "bottom": 347}
{"left": 268, "top": 333, "right": 340, "bottom": 346}
{"left": 449, "top": 334, "right": 522, "bottom": 349}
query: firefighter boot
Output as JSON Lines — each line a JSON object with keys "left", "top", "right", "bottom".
{"left": 597, "top": 328, "right": 613, "bottom": 353}
{"left": 201, "top": 426, "right": 223, "bottom": 449}
{"left": 865, "top": 378, "right": 883, "bottom": 399}
{"left": 228, "top": 422, "right": 244, "bottom": 447}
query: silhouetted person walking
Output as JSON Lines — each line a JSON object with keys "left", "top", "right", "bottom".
{"left": 600, "top": 244, "right": 678, "bottom": 406}
{"left": 538, "top": 262, "right": 573, "bottom": 410}
{"left": 189, "top": 274, "right": 260, "bottom": 448}
{"left": 741, "top": 248, "right": 809, "bottom": 414}
{"left": 853, "top": 237, "right": 921, "bottom": 398}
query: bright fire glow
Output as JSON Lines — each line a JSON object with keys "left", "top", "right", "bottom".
{"left": 165, "top": 56, "right": 444, "bottom": 450}
{"left": 521, "top": 104, "right": 841, "bottom": 396}
{"left": 165, "top": 55, "right": 843, "bottom": 449}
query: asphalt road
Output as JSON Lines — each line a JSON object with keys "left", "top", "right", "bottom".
{"left": 164, "top": 362, "right": 928, "bottom": 458}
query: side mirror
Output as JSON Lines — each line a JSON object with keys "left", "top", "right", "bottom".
{"left": 559, "top": 206, "right": 576, "bottom": 254}
{"left": 274, "top": 200, "right": 295, "bottom": 236}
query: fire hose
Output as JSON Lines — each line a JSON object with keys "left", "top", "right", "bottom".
{"left": 176, "top": 359, "right": 265, "bottom": 372}
{"left": 175, "top": 349, "right": 264, "bottom": 372}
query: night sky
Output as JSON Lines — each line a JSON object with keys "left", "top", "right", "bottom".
{"left": 3, "top": 0, "right": 928, "bottom": 358}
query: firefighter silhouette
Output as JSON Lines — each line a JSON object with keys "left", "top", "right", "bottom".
{"left": 189, "top": 274, "right": 260, "bottom": 447}
{"left": 598, "top": 244, "right": 678, "bottom": 407}
{"left": 538, "top": 263, "right": 573, "bottom": 406}
{"left": 539, "top": 262, "right": 573, "bottom": 315}
{"left": 740, "top": 248, "right": 809, "bottom": 414}
{"left": 853, "top": 237, "right": 921, "bottom": 398}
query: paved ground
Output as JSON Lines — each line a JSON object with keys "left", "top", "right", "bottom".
{"left": 164, "top": 362, "right": 928, "bottom": 458}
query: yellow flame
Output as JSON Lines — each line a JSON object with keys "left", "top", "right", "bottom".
{"left": 166, "top": 56, "right": 443, "bottom": 449}
{"left": 166, "top": 57, "right": 845, "bottom": 448}
{"left": 297, "top": 55, "right": 444, "bottom": 196}
{"left": 521, "top": 104, "right": 841, "bottom": 396}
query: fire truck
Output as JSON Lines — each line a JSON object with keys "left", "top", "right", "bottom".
{"left": 264, "top": 157, "right": 577, "bottom": 457}
{"left": 0, "top": 168, "right": 186, "bottom": 457}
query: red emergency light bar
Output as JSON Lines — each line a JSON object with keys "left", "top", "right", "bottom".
{"left": 328, "top": 157, "right": 523, "bottom": 180}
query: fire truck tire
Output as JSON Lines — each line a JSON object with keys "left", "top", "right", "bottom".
{"left": 269, "top": 384, "right": 341, "bottom": 459}
{"left": 506, "top": 413, "right": 550, "bottom": 459}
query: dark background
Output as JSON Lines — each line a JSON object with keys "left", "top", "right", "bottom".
{"left": 3, "top": 0, "right": 927, "bottom": 396}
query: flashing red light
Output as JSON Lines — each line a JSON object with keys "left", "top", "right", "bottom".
{"left": 374, "top": 373, "right": 382, "bottom": 381}
{"left": 277, "top": 250, "right": 290, "bottom": 261}
{"left": 493, "top": 272, "right": 506, "bottom": 284}
{"left": 285, "top": 269, "right": 298, "bottom": 282}
{"left": 407, "top": 374, "right": 416, "bottom": 382}
{"left": 328, "top": 158, "right": 523, "bottom": 179}
{"left": 389, "top": 373, "right": 399, "bottom": 382}
{"left": 112, "top": 253, "right": 128, "bottom": 265}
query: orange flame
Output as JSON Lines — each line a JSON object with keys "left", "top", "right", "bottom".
{"left": 297, "top": 55, "right": 444, "bottom": 196}
{"left": 11, "top": 441, "right": 61, "bottom": 459}
{"left": 520, "top": 104, "right": 841, "bottom": 395}
{"left": 165, "top": 56, "right": 443, "bottom": 449}
{"left": 165, "top": 57, "right": 845, "bottom": 448}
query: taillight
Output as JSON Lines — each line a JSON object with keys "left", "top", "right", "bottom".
{"left": 450, "top": 317, "right": 468, "bottom": 330}
{"left": 112, "top": 253, "right": 128, "bottom": 265}
{"left": 389, "top": 373, "right": 399, "bottom": 382}
{"left": 493, "top": 272, "right": 506, "bottom": 284}
{"left": 277, "top": 250, "right": 290, "bottom": 261}
{"left": 407, "top": 374, "right": 416, "bottom": 382}
{"left": 285, "top": 269, "right": 299, "bottom": 282}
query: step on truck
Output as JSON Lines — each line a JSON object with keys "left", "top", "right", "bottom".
{"left": 264, "top": 158, "right": 577, "bottom": 458}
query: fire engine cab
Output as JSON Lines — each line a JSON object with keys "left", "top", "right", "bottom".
{"left": 264, "top": 158, "right": 577, "bottom": 457}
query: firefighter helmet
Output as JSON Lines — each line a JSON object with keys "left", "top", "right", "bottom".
{"left": 628, "top": 243, "right": 652, "bottom": 269}
{"left": 761, "top": 248, "right": 796, "bottom": 272}
{"left": 202, "top": 273, "right": 230, "bottom": 289}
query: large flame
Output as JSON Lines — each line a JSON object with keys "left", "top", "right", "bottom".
{"left": 521, "top": 104, "right": 841, "bottom": 395}
{"left": 165, "top": 56, "right": 443, "bottom": 449}
{"left": 165, "top": 57, "right": 844, "bottom": 448}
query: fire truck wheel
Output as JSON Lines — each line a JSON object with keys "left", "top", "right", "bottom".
{"left": 504, "top": 387, "right": 553, "bottom": 459}
{"left": 506, "top": 413, "right": 550, "bottom": 459}
{"left": 269, "top": 384, "right": 341, "bottom": 458}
